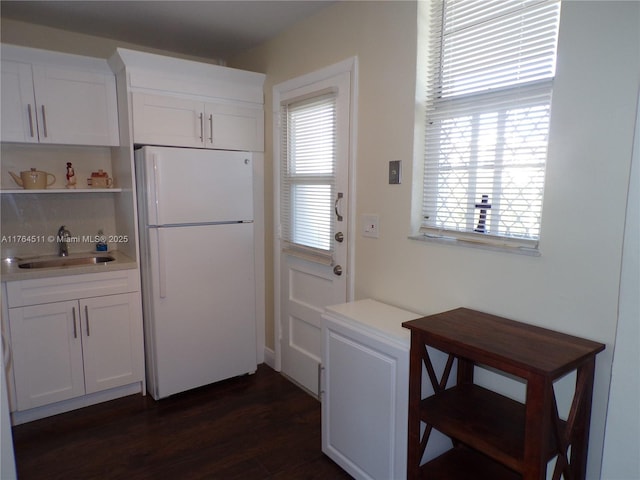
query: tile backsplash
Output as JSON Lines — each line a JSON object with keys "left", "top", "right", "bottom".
{"left": 1, "top": 192, "right": 118, "bottom": 258}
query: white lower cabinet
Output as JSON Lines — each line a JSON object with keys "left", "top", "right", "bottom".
{"left": 9, "top": 293, "right": 142, "bottom": 410}
{"left": 321, "top": 299, "right": 421, "bottom": 480}
{"left": 4, "top": 270, "right": 144, "bottom": 418}
{"left": 322, "top": 300, "right": 456, "bottom": 480}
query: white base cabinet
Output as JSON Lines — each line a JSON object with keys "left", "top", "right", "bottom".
{"left": 321, "top": 299, "right": 421, "bottom": 480}
{"left": 9, "top": 293, "right": 142, "bottom": 410}
{"left": 4, "top": 270, "right": 144, "bottom": 420}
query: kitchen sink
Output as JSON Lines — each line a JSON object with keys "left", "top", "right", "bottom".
{"left": 18, "top": 255, "right": 115, "bottom": 269}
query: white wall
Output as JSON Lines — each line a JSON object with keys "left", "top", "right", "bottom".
{"left": 0, "top": 18, "right": 220, "bottom": 64}
{"left": 601, "top": 90, "right": 640, "bottom": 480}
{"left": 232, "top": 2, "right": 640, "bottom": 478}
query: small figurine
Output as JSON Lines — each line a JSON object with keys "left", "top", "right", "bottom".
{"left": 65, "top": 162, "right": 76, "bottom": 189}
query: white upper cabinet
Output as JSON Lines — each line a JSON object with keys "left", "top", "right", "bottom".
{"left": 132, "top": 92, "right": 264, "bottom": 151}
{"left": 1, "top": 45, "right": 120, "bottom": 146}
{"left": 110, "top": 48, "right": 265, "bottom": 152}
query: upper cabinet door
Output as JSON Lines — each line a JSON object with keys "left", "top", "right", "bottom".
{"left": 1, "top": 61, "right": 39, "bottom": 143}
{"left": 31, "top": 65, "right": 119, "bottom": 146}
{"left": 132, "top": 92, "right": 204, "bottom": 148}
{"left": 1, "top": 59, "right": 119, "bottom": 146}
{"left": 205, "top": 102, "right": 264, "bottom": 152}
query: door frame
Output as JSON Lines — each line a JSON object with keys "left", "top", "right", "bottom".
{"left": 272, "top": 57, "right": 358, "bottom": 371}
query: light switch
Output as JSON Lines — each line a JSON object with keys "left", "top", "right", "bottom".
{"left": 389, "top": 160, "right": 401, "bottom": 184}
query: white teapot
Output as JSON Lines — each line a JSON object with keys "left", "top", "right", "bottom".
{"left": 9, "top": 168, "right": 56, "bottom": 189}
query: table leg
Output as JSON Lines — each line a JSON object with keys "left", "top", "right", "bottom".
{"left": 523, "top": 374, "right": 552, "bottom": 480}
{"left": 569, "top": 358, "right": 596, "bottom": 480}
{"left": 407, "top": 333, "right": 423, "bottom": 480}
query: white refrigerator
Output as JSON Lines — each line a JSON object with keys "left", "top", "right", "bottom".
{"left": 135, "top": 146, "right": 257, "bottom": 400}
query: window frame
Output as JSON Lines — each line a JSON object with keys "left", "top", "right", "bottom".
{"left": 279, "top": 90, "right": 339, "bottom": 263}
{"left": 413, "top": 0, "right": 562, "bottom": 255}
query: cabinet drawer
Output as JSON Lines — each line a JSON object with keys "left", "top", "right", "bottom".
{"left": 5, "top": 269, "right": 140, "bottom": 307}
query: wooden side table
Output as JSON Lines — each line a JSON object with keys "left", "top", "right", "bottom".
{"left": 402, "top": 308, "right": 605, "bottom": 480}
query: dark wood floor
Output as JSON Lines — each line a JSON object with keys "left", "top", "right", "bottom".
{"left": 12, "top": 364, "right": 353, "bottom": 480}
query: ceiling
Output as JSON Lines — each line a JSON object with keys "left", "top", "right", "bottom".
{"left": 0, "top": 1, "right": 335, "bottom": 61}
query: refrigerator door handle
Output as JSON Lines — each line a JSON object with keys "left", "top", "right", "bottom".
{"left": 152, "top": 154, "right": 162, "bottom": 225}
{"left": 157, "top": 229, "right": 168, "bottom": 298}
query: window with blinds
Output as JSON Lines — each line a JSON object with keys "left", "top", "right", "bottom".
{"left": 421, "top": 0, "right": 561, "bottom": 250}
{"left": 280, "top": 92, "right": 337, "bottom": 263}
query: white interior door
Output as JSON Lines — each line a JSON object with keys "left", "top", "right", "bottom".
{"left": 275, "top": 60, "right": 356, "bottom": 396}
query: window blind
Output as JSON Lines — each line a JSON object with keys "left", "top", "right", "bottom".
{"left": 421, "top": 0, "right": 561, "bottom": 249}
{"left": 280, "top": 92, "right": 337, "bottom": 263}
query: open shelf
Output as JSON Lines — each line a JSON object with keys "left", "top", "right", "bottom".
{"left": 1, "top": 188, "right": 122, "bottom": 194}
{"left": 420, "top": 383, "right": 564, "bottom": 473}
{"left": 421, "top": 446, "right": 521, "bottom": 480}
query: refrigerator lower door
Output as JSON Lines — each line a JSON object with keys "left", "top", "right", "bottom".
{"left": 145, "top": 223, "right": 256, "bottom": 399}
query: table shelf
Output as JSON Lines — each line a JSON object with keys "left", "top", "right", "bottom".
{"left": 420, "top": 383, "right": 564, "bottom": 474}
{"left": 420, "top": 446, "right": 521, "bottom": 480}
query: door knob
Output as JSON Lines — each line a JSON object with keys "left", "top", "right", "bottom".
{"left": 335, "top": 232, "right": 344, "bottom": 243}
{"left": 333, "top": 265, "right": 343, "bottom": 276}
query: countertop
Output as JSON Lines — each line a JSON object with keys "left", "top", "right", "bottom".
{"left": 1, "top": 250, "right": 137, "bottom": 282}
{"left": 323, "top": 298, "right": 422, "bottom": 345}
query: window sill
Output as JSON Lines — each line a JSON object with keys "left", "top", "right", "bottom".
{"left": 409, "top": 234, "right": 541, "bottom": 257}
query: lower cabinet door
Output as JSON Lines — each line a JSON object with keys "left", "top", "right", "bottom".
{"left": 80, "top": 293, "right": 143, "bottom": 395}
{"left": 322, "top": 318, "right": 409, "bottom": 480}
{"left": 9, "top": 300, "right": 85, "bottom": 410}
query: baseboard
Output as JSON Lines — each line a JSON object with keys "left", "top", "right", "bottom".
{"left": 11, "top": 382, "right": 143, "bottom": 425}
{"left": 263, "top": 346, "right": 276, "bottom": 369}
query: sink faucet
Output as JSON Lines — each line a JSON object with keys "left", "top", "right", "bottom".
{"left": 57, "top": 225, "right": 70, "bottom": 257}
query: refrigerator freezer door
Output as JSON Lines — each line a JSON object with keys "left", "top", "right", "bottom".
{"left": 145, "top": 222, "right": 257, "bottom": 399}
{"left": 138, "top": 146, "right": 253, "bottom": 226}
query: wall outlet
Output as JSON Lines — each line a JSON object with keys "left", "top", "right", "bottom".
{"left": 362, "top": 214, "right": 379, "bottom": 238}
